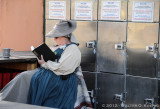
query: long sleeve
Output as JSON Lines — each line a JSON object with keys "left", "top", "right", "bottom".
{"left": 42, "top": 44, "right": 81, "bottom": 75}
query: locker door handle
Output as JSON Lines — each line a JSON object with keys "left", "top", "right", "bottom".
{"left": 144, "top": 98, "right": 157, "bottom": 108}
{"left": 114, "top": 93, "right": 123, "bottom": 101}
{"left": 115, "top": 44, "right": 124, "bottom": 50}
{"left": 146, "top": 43, "right": 158, "bottom": 59}
{"left": 146, "top": 46, "right": 154, "bottom": 52}
{"left": 146, "top": 43, "right": 158, "bottom": 52}
{"left": 115, "top": 41, "right": 126, "bottom": 50}
{"left": 114, "top": 93, "right": 125, "bottom": 107}
{"left": 144, "top": 98, "right": 154, "bottom": 105}
{"left": 86, "top": 40, "right": 96, "bottom": 48}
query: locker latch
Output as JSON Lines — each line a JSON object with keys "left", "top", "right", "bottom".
{"left": 86, "top": 40, "right": 96, "bottom": 48}
{"left": 146, "top": 43, "right": 159, "bottom": 52}
{"left": 114, "top": 93, "right": 126, "bottom": 107}
{"left": 144, "top": 98, "right": 157, "bottom": 109}
{"left": 114, "top": 93, "right": 123, "bottom": 101}
{"left": 86, "top": 40, "right": 97, "bottom": 54}
{"left": 144, "top": 98, "right": 154, "bottom": 105}
{"left": 115, "top": 41, "right": 126, "bottom": 50}
{"left": 146, "top": 43, "right": 159, "bottom": 59}
{"left": 146, "top": 45, "right": 155, "bottom": 52}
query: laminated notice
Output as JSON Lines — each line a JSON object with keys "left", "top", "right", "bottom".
{"left": 101, "top": 1, "right": 121, "bottom": 20}
{"left": 132, "top": 2, "right": 154, "bottom": 22}
{"left": 75, "top": 1, "right": 93, "bottom": 20}
{"left": 49, "top": 1, "right": 66, "bottom": 20}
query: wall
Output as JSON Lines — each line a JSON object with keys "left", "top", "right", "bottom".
{"left": 0, "top": 0, "right": 44, "bottom": 51}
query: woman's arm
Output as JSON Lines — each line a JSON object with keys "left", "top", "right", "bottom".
{"left": 42, "top": 44, "right": 81, "bottom": 75}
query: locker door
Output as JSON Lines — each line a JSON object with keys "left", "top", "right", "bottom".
{"left": 126, "top": 76, "right": 158, "bottom": 109}
{"left": 97, "top": 21, "right": 127, "bottom": 74}
{"left": 73, "top": 21, "right": 97, "bottom": 72}
{"left": 97, "top": 73, "right": 124, "bottom": 109}
{"left": 127, "top": 23, "right": 159, "bottom": 78}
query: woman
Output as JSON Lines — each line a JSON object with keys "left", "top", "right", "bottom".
{"left": 0, "top": 20, "right": 92, "bottom": 109}
{"left": 27, "top": 20, "right": 81, "bottom": 109}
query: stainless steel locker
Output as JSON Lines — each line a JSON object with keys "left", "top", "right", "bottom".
{"left": 98, "top": 0, "right": 127, "bottom": 21}
{"left": 45, "top": 0, "right": 70, "bottom": 20}
{"left": 71, "top": 0, "right": 98, "bottom": 21}
{"left": 97, "top": 73, "right": 124, "bottom": 109}
{"left": 126, "top": 75, "right": 158, "bottom": 109}
{"left": 127, "top": 22, "right": 159, "bottom": 78}
{"left": 97, "top": 21, "right": 127, "bottom": 74}
{"left": 73, "top": 21, "right": 97, "bottom": 72}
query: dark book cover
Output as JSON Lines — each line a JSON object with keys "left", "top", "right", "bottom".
{"left": 31, "top": 43, "right": 56, "bottom": 62}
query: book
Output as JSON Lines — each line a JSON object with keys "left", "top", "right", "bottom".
{"left": 31, "top": 43, "right": 56, "bottom": 62}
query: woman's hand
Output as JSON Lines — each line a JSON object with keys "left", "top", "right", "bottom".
{"left": 37, "top": 55, "right": 45, "bottom": 66}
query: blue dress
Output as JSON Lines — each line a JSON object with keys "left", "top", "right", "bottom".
{"left": 27, "top": 43, "right": 78, "bottom": 109}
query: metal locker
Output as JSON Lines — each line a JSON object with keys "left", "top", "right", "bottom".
{"left": 127, "top": 22, "right": 159, "bottom": 78}
{"left": 128, "top": 0, "right": 159, "bottom": 22}
{"left": 71, "top": 0, "right": 98, "bottom": 21}
{"left": 73, "top": 21, "right": 97, "bottom": 72}
{"left": 96, "top": 73, "right": 124, "bottom": 109}
{"left": 97, "top": 21, "right": 127, "bottom": 74}
{"left": 45, "top": 0, "right": 70, "bottom": 20}
{"left": 126, "top": 75, "right": 158, "bottom": 109}
{"left": 98, "top": 0, "right": 127, "bottom": 21}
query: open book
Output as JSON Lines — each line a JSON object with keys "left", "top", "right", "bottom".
{"left": 31, "top": 43, "right": 56, "bottom": 62}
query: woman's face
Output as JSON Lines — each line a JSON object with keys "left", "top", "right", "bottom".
{"left": 54, "top": 37, "right": 69, "bottom": 46}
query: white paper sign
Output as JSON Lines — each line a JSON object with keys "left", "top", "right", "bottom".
{"left": 132, "top": 2, "right": 154, "bottom": 22}
{"left": 75, "top": 1, "right": 93, "bottom": 20}
{"left": 49, "top": 1, "right": 66, "bottom": 20}
{"left": 101, "top": 1, "right": 121, "bottom": 20}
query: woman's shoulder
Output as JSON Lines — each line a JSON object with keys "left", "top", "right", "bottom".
{"left": 66, "top": 44, "right": 81, "bottom": 53}
{"left": 67, "top": 43, "right": 79, "bottom": 49}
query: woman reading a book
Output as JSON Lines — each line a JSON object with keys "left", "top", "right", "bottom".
{"left": 0, "top": 20, "right": 92, "bottom": 109}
